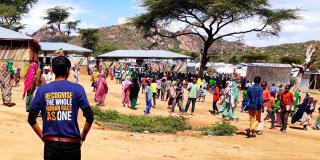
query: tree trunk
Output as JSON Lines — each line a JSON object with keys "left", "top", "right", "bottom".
{"left": 57, "top": 24, "right": 63, "bottom": 35}
{"left": 199, "top": 44, "right": 210, "bottom": 78}
{"left": 293, "top": 72, "right": 303, "bottom": 91}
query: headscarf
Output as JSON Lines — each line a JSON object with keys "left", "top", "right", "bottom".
{"left": 6, "top": 60, "right": 14, "bottom": 75}
{"left": 225, "top": 81, "right": 235, "bottom": 107}
{"left": 23, "top": 62, "right": 38, "bottom": 98}
{"left": 225, "top": 81, "right": 232, "bottom": 91}
{"left": 122, "top": 77, "right": 132, "bottom": 91}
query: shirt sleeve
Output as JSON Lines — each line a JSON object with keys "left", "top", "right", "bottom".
{"left": 30, "top": 88, "right": 42, "bottom": 111}
{"left": 259, "top": 89, "right": 264, "bottom": 110}
{"left": 78, "top": 86, "right": 90, "bottom": 110}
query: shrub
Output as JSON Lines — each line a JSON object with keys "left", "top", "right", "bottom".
{"left": 280, "top": 56, "right": 304, "bottom": 64}
{"left": 240, "top": 52, "right": 270, "bottom": 63}
{"left": 92, "top": 107, "right": 192, "bottom": 133}
{"left": 202, "top": 122, "right": 237, "bottom": 136}
{"left": 228, "top": 55, "right": 239, "bottom": 64}
{"left": 92, "top": 107, "right": 120, "bottom": 122}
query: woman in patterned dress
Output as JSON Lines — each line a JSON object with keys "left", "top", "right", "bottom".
{"left": 0, "top": 62, "right": 13, "bottom": 106}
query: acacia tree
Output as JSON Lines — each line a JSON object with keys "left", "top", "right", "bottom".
{"left": 43, "top": 6, "right": 72, "bottom": 35}
{"left": 65, "top": 20, "right": 81, "bottom": 36}
{"left": 132, "top": 0, "right": 299, "bottom": 76}
{"left": 0, "top": 0, "right": 38, "bottom": 31}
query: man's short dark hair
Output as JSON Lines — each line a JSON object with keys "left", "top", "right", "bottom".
{"left": 254, "top": 76, "right": 261, "bottom": 84}
{"left": 52, "top": 56, "right": 71, "bottom": 77}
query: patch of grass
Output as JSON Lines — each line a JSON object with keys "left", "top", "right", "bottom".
{"left": 202, "top": 122, "right": 237, "bottom": 136}
{"left": 92, "top": 107, "right": 192, "bottom": 133}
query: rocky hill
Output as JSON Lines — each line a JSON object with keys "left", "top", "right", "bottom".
{"left": 32, "top": 26, "right": 62, "bottom": 42}
{"left": 33, "top": 24, "right": 251, "bottom": 54}
{"left": 32, "top": 24, "right": 319, "bottom": 61}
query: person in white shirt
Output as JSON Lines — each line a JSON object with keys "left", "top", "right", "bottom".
{"left": 42, "top": 66, "right": 53, "bottom": 84}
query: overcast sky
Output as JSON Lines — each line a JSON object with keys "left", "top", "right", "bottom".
{"left": 21, "top": 0, "right": 320, "bottom": 47}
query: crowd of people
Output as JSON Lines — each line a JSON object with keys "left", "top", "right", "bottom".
{"left": 89, "top": 66, "right": 320, "bottom": 137}
{"left": 1, "top": 56, "right": 320, "bottom": 140}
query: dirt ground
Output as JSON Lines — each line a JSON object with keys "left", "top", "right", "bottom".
{"left": 0, "top": 73, "right": 319, "bottom": 160}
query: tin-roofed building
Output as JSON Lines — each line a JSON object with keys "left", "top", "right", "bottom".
{"left": 39, "top": 42, "right": 92, "bottom": 66}
{"left": 96, "top": 50, "right": 192, "bottom": 72}
{"left": 0, "top": 27, "right": 39, "bottom": 72}
{"left": 246, "top": 63, "right": 292, "bottom": 87}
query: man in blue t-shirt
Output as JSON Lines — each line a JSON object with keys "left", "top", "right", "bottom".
{"left": 28, "top": 56, "right": 94, "bottom": 160}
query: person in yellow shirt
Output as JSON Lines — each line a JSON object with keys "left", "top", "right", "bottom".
{"left": 150, "top": 79, "right": 158, "bottom": 108}
{"left": 91, "top": 68, "right": 100, "bottom": 92}
{"left": 197, "top": 78, "right": 203, "bottom": 88}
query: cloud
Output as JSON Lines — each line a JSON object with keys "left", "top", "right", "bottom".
{"left": 118, "top": 17, "right": 129, "bottom": 24}
{"left": 21, "top": 0, "right": 92, "bottom": 34}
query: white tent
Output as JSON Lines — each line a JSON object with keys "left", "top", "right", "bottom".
{"left": 216, "top": 66, "right": 234, "bottom": 74}
{"left": 235, "top": 69, "right": 246, "bottom": 77}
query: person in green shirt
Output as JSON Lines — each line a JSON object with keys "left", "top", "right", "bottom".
{"left": 185, "top": 77, "right": 199, "bottom": 115}
{"left": 241, "top": 87, "right": 248, "bottom": 112}
{"left": 209, "top": 79, "right": 216, "bottom": 93}
{"left": 292, "top": 90, "right": 301, "bottom": 112}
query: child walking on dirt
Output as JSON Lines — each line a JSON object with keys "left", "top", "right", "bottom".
{"left": 144, "top": 82, "right": 153, "bottom": 115}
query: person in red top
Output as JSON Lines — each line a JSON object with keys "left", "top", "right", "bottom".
{"left": 141, "top": 77, "right": 147, "bottom": 93}
{"left": 212, "top": 82, "right": 220, "bottom": 115}
{"left": 280, "top": 85, "right": 294, "bottom": 133}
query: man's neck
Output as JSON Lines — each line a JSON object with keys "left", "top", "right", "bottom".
{"left": 55, "top": 77, "right": 67, "bottom": 81}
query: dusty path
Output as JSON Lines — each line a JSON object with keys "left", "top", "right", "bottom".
{"left": 0, "top": 74, "right": 319, "bottom": 160}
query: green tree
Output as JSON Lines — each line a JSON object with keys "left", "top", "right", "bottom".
{"left": 65, "top": 20, "right": 81, "bottom": 36}
{"left": 43, "top": 6, "right": 71, "bottom": 35}
{"left": 229, "top": 56, "right": 239, "bottom": 64}
{"left": 95, "top": 43, "right": 123, "bottom": 57}
{"left": 61, "top": 35, "right": 72, "bottom": 43}
{"left": 79, "top": 28, "right": 100, "bottom": 52}
{"left": 280, "top": 56, "right": 304, "bottom": 64}
{"left": 132, "top": 0, "right": 299, "bottom": 77}
{"left": 240, "top": 53, "right": 270, "bottom": 63}
{"left": 0, "top": 0, "right": 38, "bottom": 31}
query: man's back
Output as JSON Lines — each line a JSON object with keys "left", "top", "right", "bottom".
{"left": 247, "top": 84, "right": 263, "bottom": 110}
{"left": 28, "top": 55, "right": 93, "bottom": 160}
{"left": 31, "top": 80, "right": 90, "bottom": 138}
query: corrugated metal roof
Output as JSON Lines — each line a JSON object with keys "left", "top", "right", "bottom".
{"left": 0, "top": 27, "right": 33, "bottom": 40}
{"left": 97, "top": 50, "right": 192, "bottom": 59}
{"left": 39, "top": 42, "right": 92, "bottom": 53}
{"left": 248, "top": 63, "right": 292, "bottom": 68}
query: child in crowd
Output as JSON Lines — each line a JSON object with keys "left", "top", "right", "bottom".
{"left": 144, "top": 82, "right": 153, "bottom": 115}
{"left": 167, "top": 82, "right": 176, "bottom": 109}
{"left": 171, "top": 84, "right": 184, "bottom": 113}
{"left": 14, "top": 68, "right": 21, "bottom": 86}
{"left": 150, "top": 79, "right": 158, "bottom": 107}
{"left": 198, "top": 86, "right": 205, "bottom": 102}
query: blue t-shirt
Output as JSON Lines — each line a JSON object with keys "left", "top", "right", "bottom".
{"left": 30, "top": 80, "right": 90, "bottom": 138}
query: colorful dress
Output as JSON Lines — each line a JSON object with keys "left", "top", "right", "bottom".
{"left": 0, "top": 63, "right": 12, "bottom": 105}
{"left": 23, "top": 63, "right": 40, "bottom": 111}
{"left": 95, "top": 75, "right": 108, "bottom": 106}
{"left": 219, "top": 81, "right": 238, "bottom": 119}
{"left": 122, "top": 79, "right": 132, "bottom": 105}
{"left": 130, "top": 79, "right": 140, "bottom": 108}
